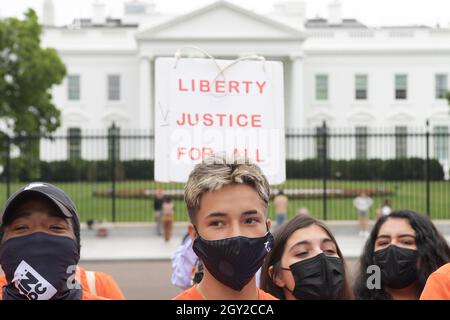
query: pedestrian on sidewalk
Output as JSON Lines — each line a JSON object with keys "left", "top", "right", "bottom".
{"left": 260, "top": 214, "right": 353, "bottom": 300}
{"left": 161, "top": 196, "right": 174, "bottom": 242}
{"left": 0, "top": 182, "right": 125, "bottom": 300}
{"left": 353, "top": 210, "right": 450, "bottom": 300}
{"left": 296, "top": 207, "right": 311, "bottom": 217}
{"left": 274, "top": 190, "right": 288, "bottom": 227}
{"left": 376, "top": 199, "right": 392, "bottom": 219}
{"left": 153, "top": 188, "right": 165, "bottom": 236}
{"left": 353, "top": 191, "right": 373, "bottom": 237}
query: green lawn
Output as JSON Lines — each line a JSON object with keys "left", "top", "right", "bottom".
{"left": 0, "top": 179, "right": 448, "bottom": 222}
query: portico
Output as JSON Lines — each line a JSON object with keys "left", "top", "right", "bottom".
{"left": 134, "top": 1, "right": 306, "bottom": 132}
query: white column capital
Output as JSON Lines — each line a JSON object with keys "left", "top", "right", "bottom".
{"left": 139, "top": 55, "right": 154, "bottom": 62}
{"left": 289, "top": 52, "right": 305, "bottom": 61}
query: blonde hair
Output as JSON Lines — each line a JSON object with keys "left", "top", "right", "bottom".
{"left": 184, "top": 153, "right": 270, "bottom": 223}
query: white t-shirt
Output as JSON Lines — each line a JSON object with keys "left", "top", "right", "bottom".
{"left": 381, "top": 205, "right": 392, "bottom": 216}
{"left": 353, "top": 197, "right": 373, "bottom": 211}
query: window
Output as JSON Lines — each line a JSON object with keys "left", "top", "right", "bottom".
{"left": 67, "top": 75, "right": 80, "bottom": 101}
{"left": 315, "top": 126, "right": 329, "bottom": 159}
{"left": 434, "top": 126, "right": 449, "bottom": 161}
{"left": 108, "top": 75, "right": 121, "bottom": 101}
{"left": 355, "top": 74, "right": 368, "bottom": 100}
{"left": 108, "top": 125, "right": 120, "bottom": 160}
{"left": 125, "top": 3, "right": 146, "bottom": 14}
{"left": 355, "top": 126, "right": 368, "bottom": 159}
{"left": 395, "top": 74, "right": 407, "bottom": 100}
{"left": 395, "top": 126, "right": 407, "bottom": 158}
{"left": 435, "top": 74, "right": 448, "bottom": 99}
{"left": 315, "top": 75, "right": 328, "bottom": 100}
{"left": 67, "top": 128, "right": 81, "bottom": 160}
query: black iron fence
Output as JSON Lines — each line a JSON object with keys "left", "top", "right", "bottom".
{"left": 0, "top": 122, "right": 449, "bottom": 222}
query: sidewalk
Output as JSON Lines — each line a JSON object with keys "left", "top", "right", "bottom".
{"left": 79, "top": 221, "right": 450, "bottom": 261}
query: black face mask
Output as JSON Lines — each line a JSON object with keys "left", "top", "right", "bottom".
{"left": 0, "top": 232, "right": 81, "bottom": 300}
{"left": 192, "top": 227, "right": 274, "bottom": 291}
{"left": 373, "top": 245, "right": 419, "bottom": 289}
{"left": 282, "top": 253, "right": 345, "bottom": 300}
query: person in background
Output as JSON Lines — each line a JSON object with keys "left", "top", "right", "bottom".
{"left": 174, "top": 153, "right": 277, "bottom": 300}
{"left": 296, "top": 207, "right": 311, "bottom": 217}
{"left": 353, "top": 191, "right": 373, "bottom": 237}
{"left": 0, "top": 182, "right": 125, "bottom": 300}
{"left": 353, "top": 210, "right": 450, "bottom": 300}
{"left": 376, "top": 199, "right": 392, "bottom": 219}
{"left": 274, "top": 190, "right": 289, "bottom": 227}
{"left": 161, "top": 196, "right": 174, "bottom": 242}
{"left": 153, "top": 188, "right": 165, "bottom": 236}
{"left": 260, "top": 214, "right": 353, "bottom": 300}
{"left": 171, "top": 232, "right": 199, "bottom": 290}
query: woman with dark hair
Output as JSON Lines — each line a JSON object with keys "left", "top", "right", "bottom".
{"left": 354, "top": 210, "right": 450, "bottom": 300}
{"left": 260, "top": 215, "right": 353, "bottom": 300}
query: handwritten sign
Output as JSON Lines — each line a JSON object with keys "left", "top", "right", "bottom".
{"left": 155, "top": 57, "right": 286, "bottom": 184}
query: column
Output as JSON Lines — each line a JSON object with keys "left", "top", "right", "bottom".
{"left": 289, "top": 52, "right": 305, "bottom": 131}
{"left": 139, "top": 56, "right": 153, "bottom": 132}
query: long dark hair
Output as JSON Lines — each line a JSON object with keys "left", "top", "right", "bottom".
{"left": 353, "top": 210, "right": 450, "bottom": 300}
{"left": 260, "top": 215, "right": 353, "bottom": 300}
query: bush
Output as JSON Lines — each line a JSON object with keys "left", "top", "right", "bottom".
{"left": 1, "top": 158, "right": 443, "bottom": 182}
{"left": 38, "top": 159, "right": 147, "bottom": 182}
{"left": 286, "top": 158, "right": 444, "bottom": 181}
{"left": 123, "top": 160, "right": 154, "bottom": 180}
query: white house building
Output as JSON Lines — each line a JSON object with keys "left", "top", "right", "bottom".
{"left": 37, "top": 0, "right": 450, "bottom": 169}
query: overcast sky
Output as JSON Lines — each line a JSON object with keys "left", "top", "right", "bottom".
{"left": 1, "top": 0, "right": 450, "bottom": 28}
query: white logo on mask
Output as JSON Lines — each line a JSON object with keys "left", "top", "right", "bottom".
{"left": 12, "top": 261, "right": 57, "bottom": 300}
{"left": 264, "top": 241, "right": 271, "bottom": 252}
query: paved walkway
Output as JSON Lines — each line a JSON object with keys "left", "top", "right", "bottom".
{"left": 79, "top": 221, "right": 450, "bottom": 261}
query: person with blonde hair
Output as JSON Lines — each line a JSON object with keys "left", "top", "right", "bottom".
{"left": 174, "top": 153, "right": 277, "bottom": 300}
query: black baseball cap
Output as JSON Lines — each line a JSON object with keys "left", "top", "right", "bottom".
{"left": 1, "top": 182, "right": 79, "bottom": 226}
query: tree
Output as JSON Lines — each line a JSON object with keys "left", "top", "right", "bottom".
{"left": 0, "top": 9, "right": 66, "bottom": 180}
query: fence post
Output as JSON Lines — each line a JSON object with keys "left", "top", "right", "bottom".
{"left": 322, "top": 121, "right": 328, "bottom": 220}
{"left": 425, "top": 120, "right": 431, "bottom": 217}
{"left": 111, "top": 123, "right": 117, "bottom": 223}
{"left": 5, "top": 135, "right": 11, "bottom": 199}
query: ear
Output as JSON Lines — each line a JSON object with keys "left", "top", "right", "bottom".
{"left": 266, "top": 218, "right": 272, "bottom": 231}
{"left": 268, "top": 265, "right": 286, "bottom": 288}
{"left": 188, "top": 223, "right": 197, "bottom": 242}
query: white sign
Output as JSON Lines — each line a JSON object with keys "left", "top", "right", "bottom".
{"left": 155, "top": 57, "right": 286, "bottom": 184}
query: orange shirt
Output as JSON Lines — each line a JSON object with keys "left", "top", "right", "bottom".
{"left": 174, "top": 285, "right": 278, "bottom": 300}
{"left": 420, "top": 263, "right": 450, "bottom": 300}
{"left": 0, "top": 266, "right": 124, "bottom": 300}
{"left": 76, "top": 266, "right": 125, "bottom": 300}
{"left": 0, "top": 283, "right": 107, "bottom": 300}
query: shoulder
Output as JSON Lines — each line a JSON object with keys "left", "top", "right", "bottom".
{"left": 0, "top": 275, "right": 6, "bottom": 287}
{"left": 82, "top": 290, "right": 110, "bottom": 300}
{"left": 432, "top": 263, "right": 450, "bottom": 277}
{"left": 173, "top": 286, "right": 202, "bottom": 300}
{"left": 258, "top": 289, "right": 279, "bottom": 300}
{"left": 420, "top": 263, "right": 450, "bottom": 300}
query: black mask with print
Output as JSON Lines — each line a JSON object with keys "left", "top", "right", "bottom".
{"left": 192, "top": 228, "right": 274, "bottom": 292}
{"left": 0, "top": 232, "right": 81, "bottom": 300}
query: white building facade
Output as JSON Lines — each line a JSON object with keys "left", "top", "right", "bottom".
{"left": 38, "top": 0, "right": 450, "bottom": 168}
